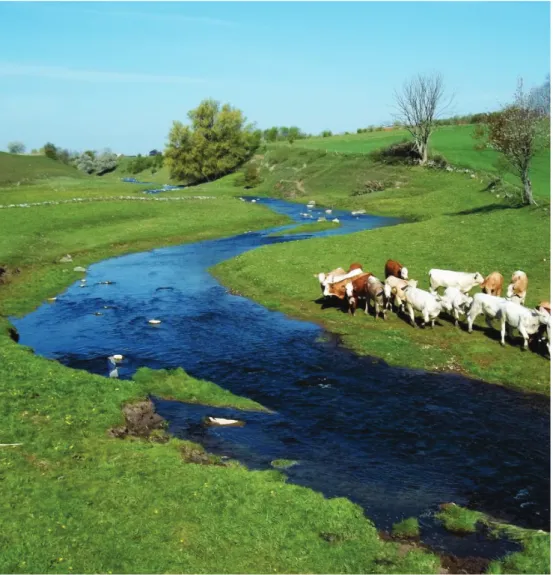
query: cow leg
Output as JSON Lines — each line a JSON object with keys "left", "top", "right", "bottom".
{"left": 519, "top": 324, "right": 530, "bottom": 350}
{"left": 500, "top": 318, "right": 506, "bottom": 346}
{"left": 422, "top": 309, "right": 430, "bottom": 328}
{"left": 485, "top": 315, "right": 494, "bottom": 330}
{"left": 453, "top": 308, "right": 459, "bottom": 327}
{"left": 407, "top": 303, "right": 416, "bottom": 327}
{"left": 467, "top": 310, "right": 479, "bottom": 333}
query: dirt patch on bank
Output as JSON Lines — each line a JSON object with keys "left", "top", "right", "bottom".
{"left": 0, "top": 265, "right": 20, "bottom": 286}
{"left": 108, "top": 399, "right": 167, "bottom": 440}
{"left": 378, "top": 530, "right": 490, "bottom": 574}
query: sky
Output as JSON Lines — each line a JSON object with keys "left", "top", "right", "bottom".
{"left": 0, "top": 1, "right": 550, "bottom": 155}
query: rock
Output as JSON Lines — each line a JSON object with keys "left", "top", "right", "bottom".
{"left": 203, "top": 416, "right": 245, "bottom": 427}
{"left": 148, "top": 319, "right": 161, "bottom": 325}
{"left": 73, "top": 266, "right": 86, "bottom": 273}
{"left": 47, "top": 297, "right": 57, "bottom": 302}
{"left": 59, "top": 255, "right": 73, "bottom": 263}
{"left": 470, "top": 174, "right": 476, "bottom": 178}
{"left": 332, "top": 218, "right": 340, "bottom": 223}
{"left": 325, "top": 209, "right": 332, "bottom": 214}
{"left": 108, "top": 400, "right": 166, "bottom": 438}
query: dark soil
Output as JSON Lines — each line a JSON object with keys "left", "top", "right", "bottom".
{"left": 379, "top": 530, "right": 490, "bottom": 574}
{"left": 0, "top": 265, "right": 20, "bottom": 285}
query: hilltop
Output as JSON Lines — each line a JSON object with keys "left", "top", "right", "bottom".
{"left": 0, "top": 151, "right": 87, "bottom": 187}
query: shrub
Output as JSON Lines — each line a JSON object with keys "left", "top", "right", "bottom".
{"left": 351, "top": 179, "right": 392, "bottom": 196}
{"left": 234, "top": 163, "right": 262, "bottom": 189}
{"left": 369, "top": 140, "right": 421, "bottom": 165}
{"left": 321, "top": 130, "right": 332, "bottom": 138}
{"left": 430, "top": 154, "right": 448, "bottom": 169}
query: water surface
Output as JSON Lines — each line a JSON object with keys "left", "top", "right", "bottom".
{"left": 12, "top": 196, "right": 549, "bottom": 559}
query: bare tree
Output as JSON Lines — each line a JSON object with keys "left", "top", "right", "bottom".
{"left": 529, "top": 74, "right": 550, "bottom": 117}
{"left": 475, "top": 78, "right": 550, "bottom": 206}
{"left": 393, "top": 72, "right": 453, "bottom": 165}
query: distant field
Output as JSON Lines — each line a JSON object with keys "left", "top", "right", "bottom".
{"left": 290, "top": 125, "right": 550, "bottom": 198}
{"left": 0, "top": 152, "right": 86, "bottom": 186}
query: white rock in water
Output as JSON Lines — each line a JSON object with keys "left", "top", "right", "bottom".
{"left": 112, "top": 354, "right": 123, "bottom": 361}
{"left": 325, "top": 209, "right": 332, "bottom": 214}
{"left": 148, "top": 319, "right": 161, "bottom": 324}
{"left": 205, "top": 417, "right": 244, "bottom": 427}
{"left": 332, "top": 218, "right": 340, "bottom": 223}
{"left": 251, "top": 199, "right": 257, "bottom": 203}
{"left": 317, "top": 217, "right": 326, "bottom": 222}
{"left": 47, "top": 297, "right": 57, "bottom": 302}
{"left": 73, "top": 266, "right": 87, "bottom": 273}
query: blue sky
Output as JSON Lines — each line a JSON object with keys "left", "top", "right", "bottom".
{"left": 0, "top": 1, "right": 550, "bottom": 154}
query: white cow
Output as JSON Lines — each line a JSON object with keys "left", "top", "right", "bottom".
{"left": 429, "top": 269, "right": 484, "bottom": 295}
{"left": 500, "top": 302, "right": 550, "bottom": 351}
{"left": 401, "top": 285, "right": 443, "bottom": 328}
{"left": 466, "top": 293, "right": 507, "bottom": 333}
{"left": 385, "top": 277, "right": 418, "bottom": 312}
{"left": 436, "top": 287, "right": 473, "bottom": 327}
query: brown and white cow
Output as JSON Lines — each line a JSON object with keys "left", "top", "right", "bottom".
{"left": 506, "top": 270, "right": 528, "bottom": 305}
{"left": 480, "top": 271, "right": 504, "bottom": 297}
{"left": 315, "top": 267, "right": 346, "bottom": 296}
{"left": 344, "top": 272, "right": 375, "bottom": 315}
{"left": 385, "top": 259, "right": 408, "bottom": 280}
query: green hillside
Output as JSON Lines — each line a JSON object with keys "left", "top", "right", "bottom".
{"left": 290, "top": 125, "right": 550, "bottom": 198}
{"left": 0, "top": 152, "right": 86, "bottom": 186}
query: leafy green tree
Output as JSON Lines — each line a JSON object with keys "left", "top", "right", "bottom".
{"left": 264, "top": 127, "right": 279, "bottom": 142}
{"left": 165, "top": 99, "right": 260, "bottom": 183}
{"left": 7, "top": 141, "right": 25, "bottom": 154}
{"left": 42, "top": 142, "right": 58, "bottom": 160}
{"left": 474, "top": 79, "right": 550, "bottom": 206}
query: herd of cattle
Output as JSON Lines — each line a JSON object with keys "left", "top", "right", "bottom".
{"left": 315, "top": 260, "right": 551, "bottom": 357}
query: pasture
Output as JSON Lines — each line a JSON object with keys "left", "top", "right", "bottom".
{"left": 0, "top": 160, "right": 447, "bottom": 574}
{"left": 290, "top": 125, "right": 550, "bottom": 199}
{"left": 213, "top": 145, "right": 551, "bottom": 395}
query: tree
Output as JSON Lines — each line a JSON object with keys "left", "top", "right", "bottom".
{"left": 474, "top": 79, "right": 550, "bottom": 206}
{"left": 393, "top": 72, "right": 453, "bottom": 165}
{"left": 75, "top": 149, "right": 118, "bottom": 175}
{"left": 165, "top": 99, "right": 260, "bottom": 184}
{"left": 149, "top": 149, "right": 162, "bottom": 156}
{"left": 42, "top": 142, "right": 58, "bottom": 160}
{"left": 7, "top": 141, "right": 25, "bottom": 154}
{"left": 264, "top": 127, "right": 279, "bottom": 142}
{"left": 529, "top": 75, "right": 550, "bottom": 118}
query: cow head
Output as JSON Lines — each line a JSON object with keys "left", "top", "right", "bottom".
{"left": 474, "top": 272, "right": 485, "bottom": 285}
{"left": 400, "top": 266, "right": 409, "bottom": 280}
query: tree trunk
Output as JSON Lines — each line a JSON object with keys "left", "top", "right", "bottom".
{"left": 522, "top": 171, "right": 536, "bottom": 205}
{"left": 416, "top": 141, "right": 428, "bottom": 165}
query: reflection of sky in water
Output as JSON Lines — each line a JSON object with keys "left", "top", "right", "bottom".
{"left": 12, "top": 196, "right": 550, "bottom": 558}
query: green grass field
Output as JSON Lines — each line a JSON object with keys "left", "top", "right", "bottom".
{"left": 0, "top": 124, "right": 550, "bottom": 574}
{"left": 0, "top": 158, "right": 444, "bottom": 574}
{"left": 290, "top": 125, "right": 550, "bottom": 199}
{"left": 0, "top": 152, "right": 86, "bottom": 186}
{"left": 213, "top": 145, "right": 551, "bottom": 395}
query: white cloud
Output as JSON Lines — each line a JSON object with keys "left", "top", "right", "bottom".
{"left": 0, "top": 63, "right": 205, "bottom": 85}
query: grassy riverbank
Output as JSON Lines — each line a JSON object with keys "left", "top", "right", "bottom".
{"left": 213, "top": 145, "right": 550, "bottom": 396}
{"left": 0, "top": 163, "right": 443, "bottom": 573}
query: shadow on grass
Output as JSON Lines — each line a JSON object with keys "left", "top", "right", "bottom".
{"left": 448, "top": 203, "right": 520, "bottom": 217}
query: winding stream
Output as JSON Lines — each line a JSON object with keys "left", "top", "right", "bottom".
{"left": 12, "top": 195, "right": 549, "bottom": 560}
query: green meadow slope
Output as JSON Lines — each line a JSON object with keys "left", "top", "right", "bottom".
{"left": 213, "top": 145, "right": 551, "bottom": 395}
{"left": 0, "top": 152, "right": 86, "bottom": 186}
{"left": 291, "top": 125, "right": 550, "bottom": 199}
{"left": 0, "top": 157, "right": 444, "bottom": 574}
